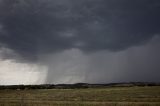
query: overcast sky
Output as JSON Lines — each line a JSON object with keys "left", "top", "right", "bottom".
{"left": 0, "top": 0, "right": 160, "bottom": 85}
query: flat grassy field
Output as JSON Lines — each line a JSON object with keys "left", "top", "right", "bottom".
{"left": 0, "top": 86, "right": 160, "bottom": 106}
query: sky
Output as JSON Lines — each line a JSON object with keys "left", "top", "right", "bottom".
{"left": 0, "top": 0, "right": 160, "bottom": 85}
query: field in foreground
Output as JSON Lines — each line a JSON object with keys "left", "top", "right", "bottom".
{"left": 0, "top": 86, "right": 160, "bottom": 106}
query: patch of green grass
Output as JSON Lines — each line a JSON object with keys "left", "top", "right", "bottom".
{"left": 0, "top": 86, "right": 160, "bottom": 106}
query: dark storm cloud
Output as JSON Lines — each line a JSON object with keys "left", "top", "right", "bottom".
{"left": 0, "top": 0, "right": 160, "bottom": 61}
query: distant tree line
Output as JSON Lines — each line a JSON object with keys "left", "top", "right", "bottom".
{"left": 0, "top": 82, "right": 160, "bottom": 90}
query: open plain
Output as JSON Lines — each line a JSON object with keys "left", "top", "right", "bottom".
{"left": 0, "top": 86, "right": 160, "bottom": 106}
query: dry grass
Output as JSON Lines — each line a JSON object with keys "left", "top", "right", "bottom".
{"left": 0, "top": 86, "right": 160, "bottom": 106}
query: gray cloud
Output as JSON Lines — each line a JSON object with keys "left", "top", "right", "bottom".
{"left": 0, "top": 0, "right": 160, "bottom": 84}
{"left": 40, "top": 36, "right": 160, "bottom": 84}
{"left": 0, "top": 0, "right": 160, "bottom": 61}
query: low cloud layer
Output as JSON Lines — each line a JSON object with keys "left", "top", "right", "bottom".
{"left": 0, "top": 0, "right": 160, "bottom": 60}
{"left": 42, "top": 36, "right": 160, "bottom": 84}
{"left": 0, "top": 0, "right": 160, "bottom": 84}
